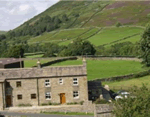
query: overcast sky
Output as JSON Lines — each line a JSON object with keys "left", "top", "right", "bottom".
{"left": 0, "top": 0, "right": 59, "bottom": 31}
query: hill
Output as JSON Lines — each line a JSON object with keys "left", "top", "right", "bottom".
{"left": 0, "top": 31, "right": 7, "bottom": 34}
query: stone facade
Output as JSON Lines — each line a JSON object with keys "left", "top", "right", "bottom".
{"left": 0, "top": 59, "right": 88, "bottom": 110}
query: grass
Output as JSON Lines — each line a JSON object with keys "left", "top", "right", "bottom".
{"left": 24, "top": 59, "right": 50, "bottom": 68}
{"left": 87, "top": 27, "right": 143, "bottom": 46}
{"left": 103, "top": 75, "right": 150, "bottom": 90}
{"left": 41, "top": 111, "right": 94, "bottom": 116}
{"left": 25, "top": 54, "right": 44, "bottom": 58}
{"left": 28, "top": 28, "right": 90, "bottom": 44}
{"left": 50, "top": 59, "right": 146, "bottom": 80}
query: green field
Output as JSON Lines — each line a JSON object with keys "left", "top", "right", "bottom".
{"left": 25, "top": 54, "right": 44, "bottom": 58}
{"left": 28, "top": 28, "right": 90, "bottom": 44}
{"left": 87, "top": 27, "right": 143, "bottom": 46}
{"left": 103, "top": 75, "right": 150, "bottom": 90}
{"left": 50, "top": 59, "right": 146, "bottom": 80}
{"left": 24, "top": 59, "right": 50, "bottom": 68}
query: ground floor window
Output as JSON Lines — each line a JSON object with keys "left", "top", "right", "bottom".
{"left": 45, "top": 92, "right": 51, "bottom": 100}
{"left": 31, "top": 94, "right": 36, "bottom": 99}
{"left": 17, "top": 94, "right": 22, "bottom": 100}
{"left": 73, "top": 91, "right": 79, "bottom": 99}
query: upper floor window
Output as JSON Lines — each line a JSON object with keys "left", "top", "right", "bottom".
{"left": 16, "top": 81, "right": 21, "bottom": 87}
{"left": 73, "top": 78, "right": 78, "bottom": 85}
{"left": 17, "top": 94, "right": 22, "bottom": 100}
{"left": 73, "top": 91, "right": 79, "bottom": 99}
{"left": 45, "top": 80, "right": 50, "bottom": 87}
{"left": 59, "top": 78, "right": 63, "bottom": 84}
{"left": 45, "top": 92, "right": 51, "bottom": 100}
{"left": 31, "top": 94, "right": 36, "bottom": 99}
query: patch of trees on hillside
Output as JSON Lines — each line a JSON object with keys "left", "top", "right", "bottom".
{"left": 4, "top": 14, "right": 69, "bottom": 39}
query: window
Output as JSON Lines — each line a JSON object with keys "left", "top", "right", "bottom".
{"left": 45, "top": 80, "right": 50, "bottom": 87}
{"left": 59, "top": 78, "right": 63, "bottom": 84}
{"left": 16, "top": 81, "right": 21, "bottom": 87}
{"left": 17, "top": 94, "right": 22, "bottom": 100}
{"left": 73, "top": 91, "right": 79, "bottom": 99}
{"left": 45, "top": 92, "right": 51, "bottom": 100}
{"left": 73, "top": 78, "right": 78, "bottom": 85}
{"left": 31, "top": 94, "right": 36, "bottom": 99}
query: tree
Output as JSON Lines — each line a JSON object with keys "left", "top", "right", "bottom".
{"left": 140, "top": 24, "right": 150, "bottom": 66}
{"left": 116, "top": 22, "right": 122, "bottom": 27}
{"left": 113, "top": 84, "right": 150, "bottom": 117}
{"left": 62, "top": 14, "right": 68, "bottom": 22}
{"left": 6, "top": 45, "right": 24, "bottom": 58}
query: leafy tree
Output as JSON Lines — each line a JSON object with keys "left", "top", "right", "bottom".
{"left": 113, "top": 84, "right": 150, "bottom": 117}
{"left": 6, "top": 45, "right": 24, "bottom": 58}
{"left": 140, "top": 24, "right": 150, "bottom": 66}
{"left": 62, "top": 14, "right": 68, "bottom": 22}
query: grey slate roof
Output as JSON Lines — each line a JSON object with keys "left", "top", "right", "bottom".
{"left": 0, "top": 58, "right": 23, "bottom": 65}
{"left": 0, "top": 65, "right": 87, "bottom": 80}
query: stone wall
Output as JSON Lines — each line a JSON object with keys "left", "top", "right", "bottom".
{"left": 38, "top": 76, "right": 88, "bottom": 105}
{"left": 4, "top": 101, "right": 95, "bottom": 113}
{"left": 94, "top": 104, "right": 114, "bottom": 117}
{"left": 0, "top": 83, "right": 4, "bottom": 110}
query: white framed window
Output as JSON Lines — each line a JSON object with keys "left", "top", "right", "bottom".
{"left": 59, "top": 78, "right": 63, "bottom": 85}
{"left": 73, "top": 78, "right": 78, "bottom": 85}
{"left": 45, "top": 92, "right": 51, "bottom": 100}
{"left": 73, "top": 91, "right": 79, "bottom": 99}
{"left": 45, "top": 80, "right": 50, "bottom": 87}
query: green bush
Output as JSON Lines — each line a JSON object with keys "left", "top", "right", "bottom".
{"left": 116, "top": 22, "right": 122, "bottom": 27}
{"left": 94, "top": 98, "right": 109, "bottom": 104}
{"left": 67, "top": 102, "right": 79, "bottom": 105}
{"left": 41, "top": 103, "right": 49, "bottom": 106}
{"left": 18, "top": 103, "right": 32, "bottom": 107}
{"left": 79, "top": 101, "right": 84, "bottom": 105}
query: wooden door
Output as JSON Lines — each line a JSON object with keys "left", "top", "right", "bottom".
{"left": 6, "top": 95, "right": 12, "bottom": 107}
{"left": 60, "top": 93, "right": 66, "bottom": 104}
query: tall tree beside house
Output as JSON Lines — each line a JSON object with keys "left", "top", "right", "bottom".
{"left": 6, "top": 45, "right": 24, "bottom": 58}
{"left": 140, "top": 24, "right": 150, "bottom": 66}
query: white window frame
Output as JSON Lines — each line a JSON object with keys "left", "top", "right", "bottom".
{"left": 73, "top": 78, "right": 78, "bottom": 85}
{"left": 45, "top": 79, "right": 50, "bottom": 87}
{"left": 59, "top": 78, "right": 63, "bottom": 85}
{"left": 73, "top": 91, "right": 79, "bottom": 99}
{"left": 45, "top": 92, "right": 51, "bottom": 100}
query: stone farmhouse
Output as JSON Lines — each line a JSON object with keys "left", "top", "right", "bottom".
{"left": 0, "top": 59, "right": 88, "bottom": 110}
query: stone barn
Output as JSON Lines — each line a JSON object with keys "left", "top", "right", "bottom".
{"left": 0, "top": 58, "right": 24, "bottom": 69}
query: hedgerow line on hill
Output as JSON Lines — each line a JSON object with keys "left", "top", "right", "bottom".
{"left": 81, "top": 27, "right": 103, "bottom": 41}
{"left": 100, "top": 33, "right": 141, "bottom": 47}
{"left": 80, "top": 4, "right": 110, "bottom": 28}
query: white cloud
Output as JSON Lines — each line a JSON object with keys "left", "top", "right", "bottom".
{"left": 0, "top": 0, "right": 59, "bottom": 31}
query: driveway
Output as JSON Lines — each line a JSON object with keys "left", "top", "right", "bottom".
{"left": 0, "top": 111, "right": 94, "bottom": 117}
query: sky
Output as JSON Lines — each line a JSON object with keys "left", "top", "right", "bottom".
{"left": 0, "top": 0, "right": 59, "bottom": 31}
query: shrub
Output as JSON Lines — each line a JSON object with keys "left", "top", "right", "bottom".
{"left": 116, "top": 22, "right": 122, "bottom": 27}
{"left": 67, "top": 102, "right": 79, "bottom": 105}
{"left": 79, "top": 101, "right": 84, "bottom": 105}
{"left": 41, "top": 103, "right": 49, "bottom": 106}
{"left": 18, "top": 103, "right": 32, "bottom": 107}
{"left": 94, "top": 98, "right": 109, "bottom": 104}
{"left": 51, "top": 103, "right": 60, "bottom": 105}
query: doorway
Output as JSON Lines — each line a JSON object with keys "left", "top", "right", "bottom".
{"left": 6, "top": 95, "right": 12, "bottom": 107}
{"left": 60, "top": 93, "right": 66, "bottom": 104}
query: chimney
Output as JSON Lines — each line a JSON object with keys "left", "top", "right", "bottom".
{"left": 82, "top": 57, "right": 87, "bottom": 67}
{"left": 37, "top": 60, "right": 41, "bottom": 68}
